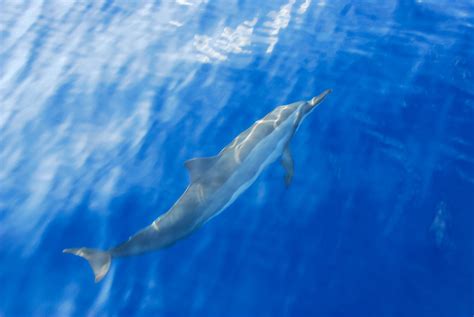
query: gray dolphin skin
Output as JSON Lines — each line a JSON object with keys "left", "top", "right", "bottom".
{"left": 64, "top": 89, "right": 331, "bottom": 282}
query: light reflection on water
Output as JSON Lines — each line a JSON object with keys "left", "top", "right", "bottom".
{"left": 1, "top": 0, "right": 473, "bottom": 315}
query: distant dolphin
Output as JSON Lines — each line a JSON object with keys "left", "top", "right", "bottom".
{"left": 64, "top": 89, "right": 331, "bottom": 282}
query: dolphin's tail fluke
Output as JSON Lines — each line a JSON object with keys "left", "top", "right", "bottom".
{"left": 63, "top": 248, "right": 111, "bottom": 283}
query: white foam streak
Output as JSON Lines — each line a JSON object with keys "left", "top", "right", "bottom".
{"left": 193, "top": 18, "right": 258, "bottom": 63}
{"left": 263, "top": 0, "right": 296, "bottom": 54}
{"left": 297, "top": 0, "right": 312, "bottom": 14}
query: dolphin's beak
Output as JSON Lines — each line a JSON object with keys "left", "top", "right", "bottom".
{"left": 309, "top": 89, "right": 332, "bottom": 107}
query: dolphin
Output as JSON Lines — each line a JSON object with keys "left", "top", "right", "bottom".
{"left": 64, "top": 89, "right": 331, "bottom": 282}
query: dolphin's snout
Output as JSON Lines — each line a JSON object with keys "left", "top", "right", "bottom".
{"left": 309, "top": 89, "right": 332, "bottom": 107}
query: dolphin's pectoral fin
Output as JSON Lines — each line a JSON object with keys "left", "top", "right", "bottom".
{"left": 281, "top": 145, "right": 294, "bottom": 187}
{"left": 185, "top": 156, "right": 218, "bottom": 182}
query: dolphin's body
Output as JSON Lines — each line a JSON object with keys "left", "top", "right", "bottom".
{"left": 64, "top": 89, "right": 331, "bottom": 282}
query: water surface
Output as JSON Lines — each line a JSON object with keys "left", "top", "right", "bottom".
{"left": 1, "top": 0, "right": 473, "bottom": 316}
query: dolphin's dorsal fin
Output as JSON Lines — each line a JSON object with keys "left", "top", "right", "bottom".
{"left": 184, "top": 156, "right": 218, "bottom": 182}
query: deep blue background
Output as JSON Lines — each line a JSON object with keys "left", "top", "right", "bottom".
{"left": 1, "top": 0, "right": 473, "bottom": 316}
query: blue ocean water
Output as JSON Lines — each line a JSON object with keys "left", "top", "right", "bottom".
{"left": 1, "top": 0, "right": 473, "bottom": 316}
